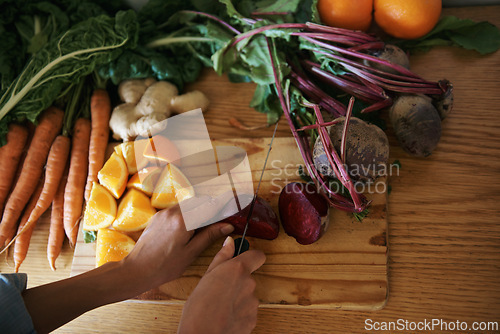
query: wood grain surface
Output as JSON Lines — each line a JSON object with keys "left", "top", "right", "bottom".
{"left": 0, "top": 5, "right": 499, "bottom": 334}
{"left": 70, "top": 137, "right": 388, "bottom": 310}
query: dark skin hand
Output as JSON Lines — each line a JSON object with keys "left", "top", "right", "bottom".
{"left": 178, "top": 236, "right": 266, "bottom": 334}
{"left": 22, "top": 205, "right": 234, "bottom": 334}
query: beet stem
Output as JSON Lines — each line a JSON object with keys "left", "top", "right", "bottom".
{"left": 301, "top": 36, "right": 422, "bottom": 79}
{"left": 302, "top": 61, "right": 386, "bottom": 103}
{"left": 296, "top": 119, "right": 342, "bottom": 132}
{"left": 312, "top": 104, "right": 366, "bottom": 211}
{"left": 304, "top": 22, "right": 378, "bottom": 42}
{"left": 267, "top": 39, "right": 364, "bottom": 212}
{"left": 340, "top": 97, "right": 355, "bottom": 164}
{"left": 180, "top": 10, "right": 241, "bottom": 35}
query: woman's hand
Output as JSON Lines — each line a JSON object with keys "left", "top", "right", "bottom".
{"left": 178, "top": 236, "right": 266, "bottom": 334}
{"left": 124, "top": 204, "right": 235, "bottom": 290}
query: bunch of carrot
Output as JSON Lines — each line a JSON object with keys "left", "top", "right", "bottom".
{"left": 0, "top": 89, "right": 111, "bottom": 272}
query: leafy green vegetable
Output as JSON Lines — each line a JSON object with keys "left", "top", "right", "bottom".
{"left": 393, "top": 16, "right": 500, "bottom": 55}
{"left": 0, "top": 31, "right": 26, "bottom": 92}
{"left": 99, "top": 4, "right": 226, "bottom": 88}
{"left": 0, "top": 0, "right": 126, "bottom": 92}
{"left": 353, "top": 209, "right": 369, "bottom": 222}
{"left": 0, "top": 10, "right": 139, "bottom": 145}
{"left": 83, "top": 230, "right": 97, "bottom": 243}
{"left": 100, "top": 0, "right": 320, "bottom": 93}
{"left": 249, "top": 84, "right": 282, "bottom": 123}
{"left": 0, "top": 1, "right": 68, "bottom": 91}
{"left": 13, "top": 2, "right": 69, "bottom": 54}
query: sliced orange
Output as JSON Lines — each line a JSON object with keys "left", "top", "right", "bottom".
{"left": 95, "top": 228, "right": 136, "bottom": 267}
{"left": 143, "top": 135, "right": 181, "bottom": 167}
{"left": 83, "top": 182, "right": 117, "bottom": 231}
{"left": 151, "top": 164, "right": 195, "bottom": 209}
{"left": 112, "top": 188, "right": 157, "bottom": 232}
{"left": 98, "top": 151, "right": 128, "bottom": 199}
{"left": 114, "top": 139, "right": 149, "bottom": 174}
{"left": 127, "top": 166, "right": 162, "bottom": 197}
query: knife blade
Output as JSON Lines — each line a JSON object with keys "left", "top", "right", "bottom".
{"left": 234, "top": 121, "right": 279, "bottom": 257}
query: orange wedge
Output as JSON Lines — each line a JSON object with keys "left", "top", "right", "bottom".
{"left": 83, "top": 183, "right": 117, "bottom": 231}
{"left": 95, "top": 228, "right": 136, "bottom": 267}
{"left": 127, "top": 166, "right": 162, "bottom": 197}
{"left": 114, "top": 139, "right": 149, "bottom": 174}
{"left": 151, "top": 164, "right": 195, "bottom": 209}
{"left": 98, "top": 151, "right": 128, "bottom": 199}
{"left": 143, "top": 135, "right": 181, "bottom": 167}
{"left": 112, "top": 188, "right": 157, "bottom": 232}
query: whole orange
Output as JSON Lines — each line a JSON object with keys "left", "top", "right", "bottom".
{"left": 374, "top": 0, "right": 442, "bottom": 39}
{"left": 318, "top": 0, "right": 374, "bottom": 32}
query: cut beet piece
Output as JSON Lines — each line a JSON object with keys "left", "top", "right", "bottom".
{"left": 278, "top": 182, "right": 330, "bottom": 245}
{"left": 219, "top": 195, "right": 279, "bottom": 240}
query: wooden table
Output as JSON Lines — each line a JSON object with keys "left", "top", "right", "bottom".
{"left": 1, "top": 5, "right": 499, "bottom": 333}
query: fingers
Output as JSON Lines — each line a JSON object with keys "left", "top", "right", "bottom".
{"left": 236, "top": 250, "right": 266, "bottom": 274}
{"left": 206, "top": 236, "right": 235, "bottom": 273}
{"left": 188, "top": 222, "right": 234, "bottom": 255}
{"left": 206, "top": 237, "right": 266, "bottom": 275}
{"left": 140, "top": 206, "right": 190, "bottom": 241}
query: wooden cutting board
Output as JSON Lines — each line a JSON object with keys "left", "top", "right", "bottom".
{"left": 71, "top": 136, "right": 388, "bottom": 310}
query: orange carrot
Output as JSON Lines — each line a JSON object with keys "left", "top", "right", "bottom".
{"left": 13, "top": 177, "right": 45, "bottom": 272}
{"left": 10, "top": 122, "right": 36, "bottom": 188}
{"left": 84, "top": 89, "right": 111, "bottom": 201}
{"left": 5, "top": 135, "right": 71, "bottom": 251}
{"left": 64, "top": 118, "right": 91, "bottom": 246}
{"left": 0, "top": 124, "right": 29, "bottom": 216}
{"left": 48, "top": 162, "right": 69, "bottom": 271}
{"left": 0, "top": 107, "right": 64, "bottom": 246}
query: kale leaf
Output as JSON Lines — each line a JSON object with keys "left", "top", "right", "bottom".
{"left": 0, "top": 10, "right": 139, "bottom": 144}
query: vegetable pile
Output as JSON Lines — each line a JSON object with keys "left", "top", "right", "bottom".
{"left": 131, "top": 3, "right": 452, "bottom": 214}
{"left": 0, "top": 0, "right": 499, "bottom": 261}
{"left": 0, "top": 87, "right": 112, "bottom": 272}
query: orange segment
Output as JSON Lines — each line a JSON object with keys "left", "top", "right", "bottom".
{"left": 127, "top": 166, "right": 162, "bottom": 197}
{"left": 114, "top": 139, "right": 149, "bottom": 174}
{"left": 112, "top": 188, "right": 157, "bottom": 232}
{"left": 151, "top": 164, "right": 195, "bottom": 209}
{"left": 98, "top": 152, "right": 128, "bottom": 199}
{"left": 95, "top": 228, "right": 135, "bottom": 267}
{"left": 143, "top": 135, "right": 181, "bottom": 167}
{"left": 83, "top": 183, "right": 117, "bottom": 231}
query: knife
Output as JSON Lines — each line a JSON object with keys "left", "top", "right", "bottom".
{"left": 234, "top": 121, "right": 279, "bottom": 257}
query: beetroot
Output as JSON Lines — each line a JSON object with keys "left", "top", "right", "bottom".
{"left": 312, "top": 117, "right": 389, "bottom": 183}
{"left": 219, "top": 195, "right": 279, "bottom": 240}
{"left": 278, "top": 182, "right": 330, "bottom": 245}
{"left": 390, "top": 94, "right": 442, "bottom": 157}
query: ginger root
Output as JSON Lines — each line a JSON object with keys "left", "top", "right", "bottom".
{"left": 118, "top": 78, "right": 156, "bottom": 104}
{"left": 136, "top": 81, "right": 178, "bottom": 116}
{"left": 110, "top": 78, "right": 210, "bottom": 142}
{"left": 170, "top": 90, "right": 210, "bottom": 114}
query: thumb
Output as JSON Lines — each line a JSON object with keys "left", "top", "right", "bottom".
{"left": 188, "top": 222, "right": 234, "bottom": 255}
{"left": 206, "top": 236, "right": 235, "bottom": 273}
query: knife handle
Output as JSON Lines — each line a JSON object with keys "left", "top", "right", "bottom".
{"left": 233, "top": 237, "right": 250, "bottom": 257}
